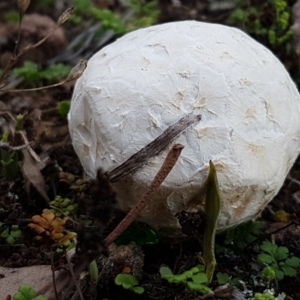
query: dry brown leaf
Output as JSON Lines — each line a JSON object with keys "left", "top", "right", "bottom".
{"left": 21, "top": 149, "right": 49, "bottom": 202}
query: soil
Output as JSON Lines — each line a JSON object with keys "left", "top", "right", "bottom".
{"left": 0, "top": 1, "right": 300, "bottom": 299}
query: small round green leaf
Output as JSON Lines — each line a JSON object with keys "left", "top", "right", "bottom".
{"left": 257, "top": 253, "right": 273, "bottom": 264}
{"left": 285, "top": 257, "right": 300, "bottom": 267}
{"left": 216, "top": 272, "right": 230, "bottom": 285}
{"left": 187, "top": 282, "right": 211, "bottom": 295}
{"left": 171, "top": 273, "right": 187, "bottom": 283}
{"left": 6, "top": 236, "right": 16, "bottom": 244}
{"left": 281, "top": 266, "right": 297, "bottom": 277}
{"left": 11, "top": 229, "right": 22, "bottom": 239}
{"left": 160, "top": 266, "right": 173, "bottom": 279}
{"left": 18, "top": 284, "right": 36, "bottom": 298}
{"left": 274, "top": 269, "right": 284, "bottom": 281}
{"left": 122, "top": 282, "right": 132, "bottom": 289}
{"left": 192, "top": 273, "right": 208, "bottom": 284}
{"left": 1, "top": 227, "right": 10, "bottom": 238}
{"left": 13, "top": 292, "right": 26, "bottom": 300}
{"left": 132, "top": 286, "right": 144, "bottom": 294}
{"left": 115, "top": 274, "right": 139, "bottom": 288}
{"left": 183, "top": 270, "right": 193, "bottom": 278}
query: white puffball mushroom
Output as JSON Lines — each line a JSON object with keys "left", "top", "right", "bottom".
{"left": 69, "top": 21, "right": 300, "bottom": 236}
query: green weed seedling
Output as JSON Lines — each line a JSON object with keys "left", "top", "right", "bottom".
{"left": 251, "top": 292, "right": 275, "bottom": 300}
{"left": 160, "top": 265, "right": 212, "bottom": 295}
{"left": 216, "top": 272, "right": 240, "bottom": 287}
{"left": 258, "top": 240, "right": 300, "bottom": 281}
{"left": 13, "top": 284, "right": 48, "bottom": 300}
{"left": 0, "top": 224, "right": 22, "bottom": 244}
{"left": 115, "top": 274, "right": 144, "bottom": 295}
{"left": 224, "top": 220, "right": 262, "bottom": 253}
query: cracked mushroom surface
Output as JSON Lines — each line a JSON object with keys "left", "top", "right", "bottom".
{"left": 69, "top": 21, "right": 300, "bottom": 236}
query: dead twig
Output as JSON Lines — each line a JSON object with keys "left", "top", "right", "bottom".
{"left": 108, "top": 114, "right": 201, "bottom": 182}
{"left": 104, "top": 144, "right": 184, "bottom": 246}
{"left": 0, "top": 142, "right": 29, "bottom": 152}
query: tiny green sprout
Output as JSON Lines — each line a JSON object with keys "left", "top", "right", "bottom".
{"left": 57, "top": 101, "right": 71, "bottom": 118}
{"left": 258, "top": 241, "right": 300, "bottom": 281}
{"left": 13, "top": 284, "right": 48, "bottom": 300}
{"left": 262, "top": 266, "right": 276, "bottom": 281}
{"left": 1, "top": 224, "right": 22, "bottom": 244}
{"left": 216, "top": 272, "right": 240, "bottom": 287}
{"left": 251, "top": 292, "right": 275, "bottom": 300}
{"left": 160, "top": 265, "right": 212, "bottom": 295}
{"left": 115, "top": 274, "right": 144, "bottom": 295}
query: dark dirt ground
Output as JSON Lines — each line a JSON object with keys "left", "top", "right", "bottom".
{"left": 1, "top": 0, "right": 300, "bottom": 299}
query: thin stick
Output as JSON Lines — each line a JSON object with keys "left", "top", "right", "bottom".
{"left": 104, "top": 144, "right": 184, "bottom": 246}
{"left": 3, "top": 80, "right": 68, "bottom": 92}
{"left": 108, "top": 114, "right": 201, "bottom": 182}
{"left": 0, "top": 142, "right": 29, "bottom": 152}
{"left": 65, "top": 248, "right": 85, "bottom": 300}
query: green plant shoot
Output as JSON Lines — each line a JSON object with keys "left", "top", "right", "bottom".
{"left": 203, "top": 160, "right": 221, "bottom": 283}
